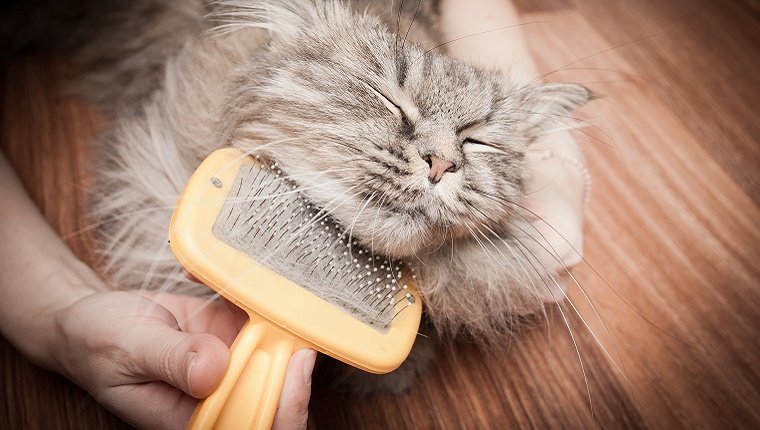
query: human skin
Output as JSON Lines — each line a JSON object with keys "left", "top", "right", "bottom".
{"left": 0, "top": 151, "right": 316, "bottom": 430}
{"left": 0, "top": 1, "right": 585, "bottom": 429}
{"left": 441, "top": 0, "right": 587, "bottom": 275}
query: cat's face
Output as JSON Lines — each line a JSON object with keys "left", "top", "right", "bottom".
{"left": 224, "top": 2, "right": 589, "bottom": 258}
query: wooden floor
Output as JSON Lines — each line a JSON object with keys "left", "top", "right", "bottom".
{"left": 2, "top": 1, "right": 759, "bottom": 428}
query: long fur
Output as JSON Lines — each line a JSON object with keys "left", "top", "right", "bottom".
{"left": 87, "top": 0, "right": 590, "bottom": 346}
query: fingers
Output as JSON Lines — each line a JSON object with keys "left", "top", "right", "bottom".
{"left": 106, "top": 381, "right": 199, "bottom": 430}
{"left": 112, "top": 348, "right": 317, "bottom": 430}
{"left": 273, "top": 349, "right": 317, "bottom": 430}
{"left": 183, "top": 269, "right": 202, "bottom": 283}
{"left": 131, "top": 324, "right": 230, "bottom": 398}
{"left": 136, "top": 290, "right": 244, "bottom": 347}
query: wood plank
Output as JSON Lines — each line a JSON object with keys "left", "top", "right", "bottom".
{"left": 518, "top": 8, "right": 760, "bottom": 429}
{"left": 0, "top": 55, "right": 127, "bottom": 430}
{"left": 2, "top": 1, "right": 759, "bottom": 428}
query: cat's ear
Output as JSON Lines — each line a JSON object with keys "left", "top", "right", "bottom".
{"left": 210, "top": 0, "right": 347, "bottom": 41}
{"left": 516, "top": 83, "right": 592, "bottom": 134}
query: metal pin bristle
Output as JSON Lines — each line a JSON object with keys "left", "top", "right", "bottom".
{"left": 211, "top": 160, "right": 415, "bottom": 329}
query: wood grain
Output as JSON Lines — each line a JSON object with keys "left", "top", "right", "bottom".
{"left": 2, "top": 2, "right": 759, "bottom": 429}
{"left": 0, "top": 57, "right": 128, "bottom": 430}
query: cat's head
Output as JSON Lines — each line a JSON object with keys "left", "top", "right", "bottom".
{"left": 219, "top": 0, "right": 590, "bottom": 258}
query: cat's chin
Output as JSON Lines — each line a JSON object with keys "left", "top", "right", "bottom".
{"left": 346, "top": 210, "right": 441, "bottom": 259}
{"left": 347, "top": 211, "right": 476, "bottom": 260}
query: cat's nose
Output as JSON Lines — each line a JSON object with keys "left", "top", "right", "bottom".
{"left": 423, "top": 154, "right": 457, "bottom": 184}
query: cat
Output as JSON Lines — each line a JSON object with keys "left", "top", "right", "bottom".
{"left": 75, "top": 0, "right": 590, "bottom": 392}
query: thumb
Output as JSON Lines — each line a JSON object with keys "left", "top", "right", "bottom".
{"left": 273, "top": 349, "right": 316, "bottom": 430}
{"left": 131, "top": 324, "right": 230, "bottom": 398}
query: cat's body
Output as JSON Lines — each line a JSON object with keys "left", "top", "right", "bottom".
{"left": 81, "top": 0, "right": 589, "bottom": 391}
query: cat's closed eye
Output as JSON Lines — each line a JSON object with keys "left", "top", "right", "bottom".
{"left": 462, "top": 137, "right": 506, "bottom": 154}
{"left": 360, "top": 80, "right": 403, "bottom": 118}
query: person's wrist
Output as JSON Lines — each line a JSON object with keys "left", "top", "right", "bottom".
{"left": 27, "top": 257, "right": 106, "bottom": 373}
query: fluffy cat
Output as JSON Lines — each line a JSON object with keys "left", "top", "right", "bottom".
{"left": 80, "top": 0, "right": 589, "bottom": 390}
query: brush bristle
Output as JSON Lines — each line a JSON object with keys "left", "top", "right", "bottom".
{"left": 212, "top": 157, "right": 415, "bottom": 328}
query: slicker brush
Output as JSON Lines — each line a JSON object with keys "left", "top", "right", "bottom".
{"left": 169, "top": 148, "right": 421, "bottom": 429}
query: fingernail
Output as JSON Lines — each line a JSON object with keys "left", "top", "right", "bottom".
{"left": 186, "top": 352, "right": 198, "bottom": 396}
{"left": 300, "top": 349, "right": 316, "bottom": 384}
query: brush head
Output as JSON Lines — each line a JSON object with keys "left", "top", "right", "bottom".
{"left": 169, "top": 148, "right": 421, "bottom": 373}
{"left": 212, "top": 156, "right": 415, "bottom": 328}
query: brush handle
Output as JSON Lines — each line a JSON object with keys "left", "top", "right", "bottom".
{"left": 187, "top": 313, "right": 310, "bottom": 430}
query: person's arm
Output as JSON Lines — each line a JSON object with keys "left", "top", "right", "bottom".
{"left": 440, "top": 0, "right": 588, "bottom": 275}
{"left": 0, "top": 151, "right": 103, "bottom": 363}
{"left": 0, "top": 151, "right": 315, "bottom": 430}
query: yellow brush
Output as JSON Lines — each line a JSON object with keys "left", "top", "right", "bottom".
{"left": 168, "top": 148, "right": 421, "bottom": 429}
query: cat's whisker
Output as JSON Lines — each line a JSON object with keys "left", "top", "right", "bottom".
{"left": 420, "top": 228, "right": 449, "bottom": 255}
{"left": 534, "top": 66, "right": 673, "bottom": 94}
{"left": 237, "top": 127, "right": 365, "bottom": 155}
{"left": 76, "top": 176, "right": 358, "bottom": 251}
{"left": 521, "top": 27, "right": 679, "bottom": 91}
{"left": 507, "top": 234, "right": 596, "bottom": 426}
{"left": 475, "top": 191, "right": 633, "bottom": 391}
{"left": 175, "top": 292, "right": 223, "bottom": 329}
{"left": 465, "top": 222, "right": 513, "bottom": 278}
{"left": 401, "top": 0, "right": 421, "bottom": 53}
{"left": 462, "top": 223, "right": 496, "bottom": 268}
{"left": 140, "top": 265, "right": 185, "bottom": 317}
{"left": 460, "top": 223, "right": 521, "bottom": 332}
{"left": 285, "top": 185, "right": 366, "bottom": 242}
{"left": 410, "top": 22, "right": 544, "bottom": 67}
{"left": 70, "top": 150, "right": 361, "bottom": 239}
{"left": 510, "top": 110, "right": 615, "bottom": 150}
{"left": 237, "top": 135, "right": 308, "bottom": 153}
{"left": 229, "top": 175, "right": 357, "bottom": 204}
{"left": 511, "top": 108, "right": 614, "bottom": 147}
{"left": 345, "top": 191, "right": 377, "bottom": 257}
{"left": 393, "top": 0, "right": 406, "bottom": 61}
{"left": 448, "top": 228, "right": 458, "bottom": 268}
{"left": 472, "top": 222, "right": 551, "bottom": 325}
{"left": 480, "top": 192, "right": 690, "bottom": 347}
{"left": 469, "top": 223, "right": 528, "bottom": 336}
{"left": 82, "top": 0, "right": 629, "bottom": 410}
{"left": 481, "top": 223, "right": 554, "bottom": 341}
{"left": 369, "top": 186, "right": 392, "bottom": 254}
{"left": 511, "top": 220, "right": 632, "bottom": 393}
{"left": 510, "top": 211, "right": 629, "bottom": 368}
{"left": 135, "top": 241, "right": 173, "bottom": 296}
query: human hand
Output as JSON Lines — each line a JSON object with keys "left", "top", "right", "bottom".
{"left": 438, "top": 0, "right": 589, "bottom": 287}
{"left": 522, "top": 131, "right": 589, "bottom": 287}
{"left": 48, "top": 289, "right": 316, "bottom": 430}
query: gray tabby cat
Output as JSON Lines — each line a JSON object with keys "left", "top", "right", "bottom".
{"left": 82, "top": 0, "right": 589, "bottom": 391}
